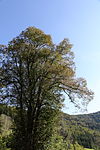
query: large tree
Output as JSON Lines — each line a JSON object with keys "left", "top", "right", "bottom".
{"left": 0, "top": 27, "right": 93, "bottom": 150}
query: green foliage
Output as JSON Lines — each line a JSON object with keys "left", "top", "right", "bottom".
{"left": 0, "top": 135, "right": 6, "bottom": 150}
{"left": 1, "top": 106, "right": 100, "bottom": 150}
{"left": 60, "top": 112, "right": 100, "bottom": 150}
{"left": 0, "top": 113, "right": 12, "bottom": 150}
{"left": 0, "top": 135, "right": 11, "bottom": 150}
{"left": 0, "top": 114, "right": 12, "bottom": 136}
{"left": 45, "top": 126, "right": 84, "bottom": 150}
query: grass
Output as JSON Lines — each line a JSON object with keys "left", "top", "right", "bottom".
{"left": 84, "top": 148, "right": 94, "bottom": 150}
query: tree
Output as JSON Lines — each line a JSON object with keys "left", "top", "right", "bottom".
{"left": 0, "top": 27, "right": 93, "bottom": 150}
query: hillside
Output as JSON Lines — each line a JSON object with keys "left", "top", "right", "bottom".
{"left": 72, "top": 111, "right": 100, "bottom": 130}
{"left": 61, "top": 111, "right": 100, "bottom": 149}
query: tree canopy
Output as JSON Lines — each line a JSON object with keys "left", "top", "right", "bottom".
{"left": 0, "top": 27, "right": 94, "bottom": 150}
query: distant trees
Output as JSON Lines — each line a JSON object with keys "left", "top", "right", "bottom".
{"left": 59, "top": 112, "right": 100, "bottom": 150}
{"left": 0, "top": 27, "right": 93, "bottom": 150}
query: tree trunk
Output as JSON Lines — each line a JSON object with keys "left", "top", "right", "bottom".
{"left": 25, "top": 106, "right": 34, "bottom": 150}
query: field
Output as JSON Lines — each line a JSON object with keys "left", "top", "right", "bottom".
{"left": 84, "top": 148, "right": 94, "bottom": 150}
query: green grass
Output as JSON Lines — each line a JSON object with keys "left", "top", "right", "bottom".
{"left": 84, "top": 148, "right": 94, "bottom": 150}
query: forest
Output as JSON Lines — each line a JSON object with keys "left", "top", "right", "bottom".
{"left": 0, "top": 27, "right": 99, "bottom": 150}
{"left": 0, "top": 104, "right": 100, "bottom": 150}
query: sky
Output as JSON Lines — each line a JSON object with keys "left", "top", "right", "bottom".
{"left": 0, "top": 0, "right": 100, "bottom": 114}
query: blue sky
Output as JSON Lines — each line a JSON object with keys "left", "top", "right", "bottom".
{"left": 0, "top": 0, "right": 100, "bottom": 114}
